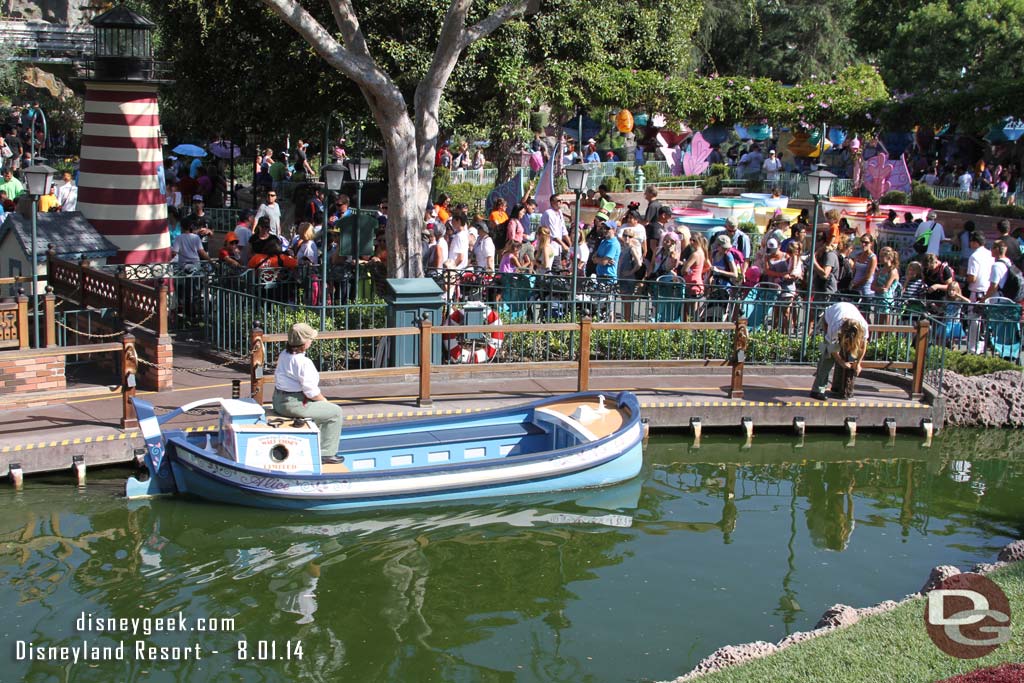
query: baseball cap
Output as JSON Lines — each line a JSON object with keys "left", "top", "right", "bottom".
{"left": 192, "top": 194, "right": 204, "bottom": 202}
{"left": 715, "top": 234, "right": 732, "bottom": 248}
{"left": 604, "top": 220, "right": 619, "bottom": 230}
{"left": 724, "top": 217, "right": 737, "bottom": 228}
{"left": 766, "top": 237, "right": 779, "bottom": 252}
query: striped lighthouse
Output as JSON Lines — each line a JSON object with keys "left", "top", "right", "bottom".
{"left": 78, "top": 6, "right": 169, "bottom": 264}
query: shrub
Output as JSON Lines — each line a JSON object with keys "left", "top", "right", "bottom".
{"left": 701, "top": 175, "right": 723, "bottom": 195}
{"left": 879, "top": 190, "right": 908, "bottom": 205}
{"left": 708, "top": 163, "right": 730, "bottom": 178}
{"left": 942, "top": 349, "right": 1022, "bottom": 376}
{"left": 641, "top": 163, "right": 663, "bottom": 184}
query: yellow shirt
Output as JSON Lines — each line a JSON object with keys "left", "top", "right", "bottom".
{"left": 38, "top": 194, "right": 59, "bottom": 213}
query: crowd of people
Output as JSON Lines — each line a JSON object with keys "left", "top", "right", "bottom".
{"left": 421, "top": 182, "right": 1024, "bottom": 359}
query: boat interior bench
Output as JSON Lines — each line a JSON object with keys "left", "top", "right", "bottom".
{"left": 336, "top": 421, "right": 548, "bottom": 456}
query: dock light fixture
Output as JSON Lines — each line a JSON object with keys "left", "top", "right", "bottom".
{"left": 564, "top": 163, "right": 590, "bottom": 306}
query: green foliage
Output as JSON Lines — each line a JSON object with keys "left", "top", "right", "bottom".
{"left": 695, "top": 0, "right": 858, "bottom": 84}
{"left": 942, "top": 349, "right": 1023, "bottom": 377}
{"left": 878, "top": 190, "right": 908, "bottom": 205}
{"left": 871, "top": 0, "right": 1024, "bottom": 128}
{"left": 431, "top": 167, "right": 493, "bottom": 211}
{"left": 708, "top": 164, "right": 731, "bottom": 178}
{"left": 701, "top": 175, "right": 723, "bottom": 195}
{"left": 906, "top": 182, "right": 1024, "bottom": 220}
{"left": 0, "top": 44, "right": 22, "bottom": 104}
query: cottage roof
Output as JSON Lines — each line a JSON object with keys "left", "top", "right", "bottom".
{"left": 0, "top": 211, "right": 118, "bottom": 262}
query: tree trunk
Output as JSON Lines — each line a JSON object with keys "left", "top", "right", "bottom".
{"left": 385, "top": 138, "right": 428, "bottom": 278}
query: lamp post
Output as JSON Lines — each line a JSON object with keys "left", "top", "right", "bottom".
{"left": 564, "top": 163, "right": 589, "bottom": 306}
{"left": 22, "top": 163, "right": 56, "bottom": 348}
{"left": 322, "top": 162, "right": 346, "bottom": 329}
{"left": 346, "top": 156, "right": 371, "bottom": 301}
{"left": 802, "top": 165, "right": 837, "bottom": 360}
{"left": 27, "top": 103, "right": 48, "bottom": 168}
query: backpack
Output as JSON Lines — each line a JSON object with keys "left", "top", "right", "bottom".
{"left": 727, "top": 247, "right": 747, "bottom": 281}
{"left": 998, "top": 258, "right": 1024, "bottom": 301}
{"left": 913, "top": 222, "right": 936, "bottom": 254}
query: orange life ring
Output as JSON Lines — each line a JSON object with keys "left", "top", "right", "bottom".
{"left": 248, "top": 253, "right": 298, "bottom": 269}
{"left": 442, "top": 307, "right": 504, "bottom": 363}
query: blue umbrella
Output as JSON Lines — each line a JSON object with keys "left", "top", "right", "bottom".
{"left": 172, "top": 143, "right": 206, "bottom": 157}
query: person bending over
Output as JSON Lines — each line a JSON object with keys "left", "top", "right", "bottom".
{"left": 810, "top": 302, "right": 868, "bottom": 401}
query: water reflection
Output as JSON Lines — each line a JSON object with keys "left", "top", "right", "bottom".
{"left": 0, "top": 431, "right": 1022, "bottom": 682}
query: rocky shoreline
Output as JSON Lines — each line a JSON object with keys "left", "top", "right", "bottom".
{"left": 666, "top": 540, "right": 1024, "bottom": 682}
{"left": 934, "top": 369, "right": 1024, "bottom": 428}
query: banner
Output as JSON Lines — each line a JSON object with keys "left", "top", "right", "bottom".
{"left": 534, "top": 146, "right": 557, "bottom": 214}
{"left": 486, "top": 169, "right": 524, "bottom": 212}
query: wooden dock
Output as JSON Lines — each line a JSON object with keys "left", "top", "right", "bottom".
{"left": 0, "top": 362, "right": 941, "bottom": 483}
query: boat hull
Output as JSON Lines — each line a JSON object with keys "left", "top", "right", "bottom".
{"left": 152, "top": 391, "right": 646, "bottom": 511}
{"left": 167, "top": 440, "right": 643, "bottom": 511}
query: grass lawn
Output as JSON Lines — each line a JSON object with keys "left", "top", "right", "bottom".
{"left": 697, "top": 562, "right": 1024, "bottom": 683}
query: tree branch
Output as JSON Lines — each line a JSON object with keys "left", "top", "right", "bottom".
{"left": 461, "top": 0, "right": 531, "bottom": 50}
{"left": 328, "top": 0, "right": 372, "bottom": 60}
{"left": 259, "top": 0, "right": 391, "bottom": 92}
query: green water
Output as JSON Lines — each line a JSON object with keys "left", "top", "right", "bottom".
{"left": 2, "top": 428, "right": 1023, "bottom": 682}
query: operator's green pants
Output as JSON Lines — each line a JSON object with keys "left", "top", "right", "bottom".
{"left": 812, "top": 340, "right": 844, "bottom": 395}
{"left": 272, "top": 390, "right": 343, "bottom": 460}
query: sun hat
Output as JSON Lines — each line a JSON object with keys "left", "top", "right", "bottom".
{"left": 288, "top": 323, "right": 318, "bottom": 347}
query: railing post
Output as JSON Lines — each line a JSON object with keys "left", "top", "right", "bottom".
{"left": 121, "top": 334, "right": 139, "bottom": 429}
{"left": 250, "top": 323, "right": 265, "bottom": 404}
{"left": 78, "top": 257, "right": 88, "bottom": 306}
{"left": 43, "top": 286, "right": 56, "bottom": 347}
{"left": 578, "top": 316, "right": 592, "bottom": 392}
{"left": 911, "top": 318, "right": 930, "bottom": 401}
{"left": 16, "top": 290, "right": 28, "bottom": 349}
{"left": 417, "top": 316, "right": 433, "bottom": 407}
{"left": 730, "top": 317, "right": 748, "bottom": 399}
{"left": 157, "top": 278, "right": 169, "bottom": 336}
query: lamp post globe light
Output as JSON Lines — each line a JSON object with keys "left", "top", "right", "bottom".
{"left": 346, "top": 157, "right": 371, "bottom": 301}
{"left": 22, "top": 163, "right": 57, "bottom": 347}
{"left": 802, "top": 166, "right": 836, "bottom": 360}
{"left": 563, "top": 163, "right": 590, "bottom": 307}
{"left": 320, "top": 162, "right": 347, "bottom": 329}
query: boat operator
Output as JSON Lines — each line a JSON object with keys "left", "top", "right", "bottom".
{"left": 272, "top": 323, "right": 344, "bottom": 462}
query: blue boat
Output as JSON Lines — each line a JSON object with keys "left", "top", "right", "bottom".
{"left": 127, "top": 392, "right": 646, "bottom": 511}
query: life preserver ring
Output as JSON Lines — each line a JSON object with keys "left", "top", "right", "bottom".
{"left": 442, "top": 307, "right": 504, "bottom": 363}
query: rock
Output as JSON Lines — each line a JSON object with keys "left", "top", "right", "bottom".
{"left": 935, "top": 370, "right": 1024, "bottom": 427}
{"left": 921, "top": 565, "right": 961, "bottom": 594}
{"left": 776, "top": 628, "right": 830, "bottom": 650}
{"left": 972, "top": 561, "right": 1007, "bottom": 575}
{"left": 814, "top": 603, "right": 859, "bottom": 629}
{"left": 997, "top": 539, "right": 1024, "bottom": 563}
{"left": 856, "top": 600, "right": 900, "bottom": 618}
{"left": 673, "top": 641, "right": 779, "bottom": 681}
